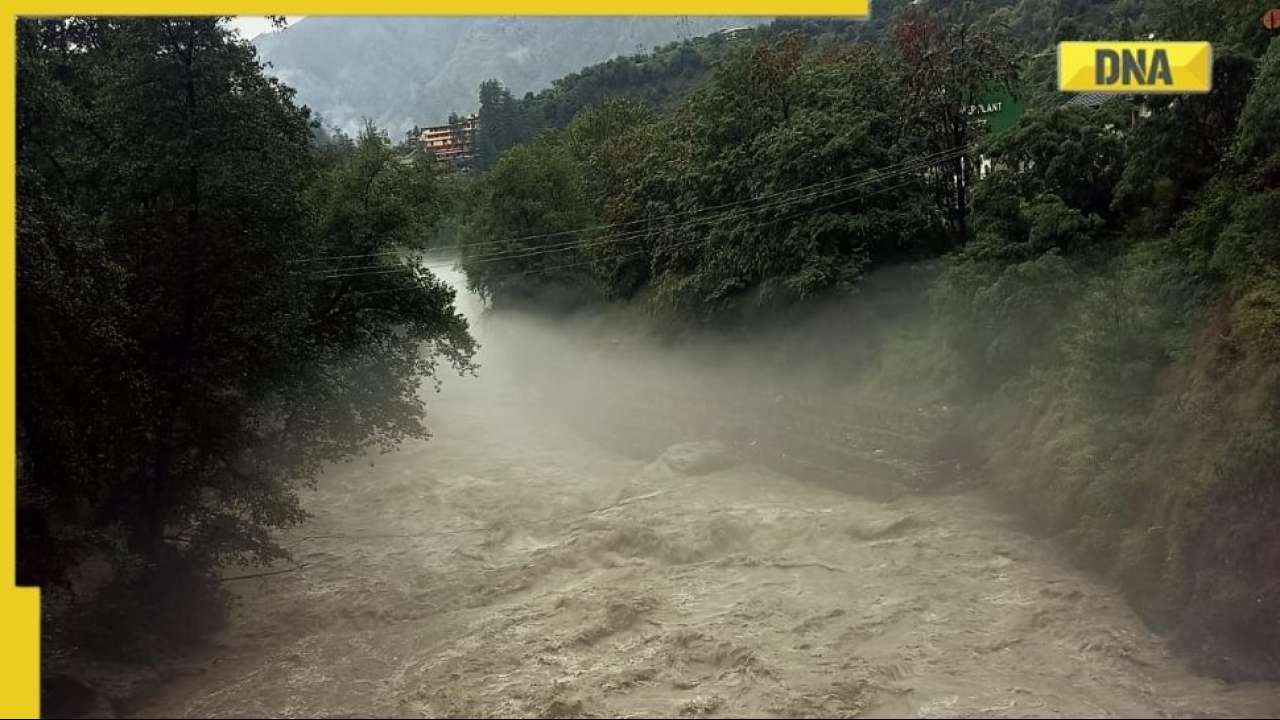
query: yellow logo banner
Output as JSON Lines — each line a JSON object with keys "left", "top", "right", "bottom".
{"left": 1058, "top": 41, "right": 1213, "bottom": 94}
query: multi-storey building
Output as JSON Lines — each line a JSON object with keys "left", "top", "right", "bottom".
{"left": 419, "top": 114, "right": 478, "bottom": 168}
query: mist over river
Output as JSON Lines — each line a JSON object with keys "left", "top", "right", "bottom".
{"left": 133, "top": 262, "right": 1280, "bottom": 719}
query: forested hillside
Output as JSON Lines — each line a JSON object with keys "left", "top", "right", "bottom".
{"left": 456, "top": 0, "right": 1280, "bottom": 679}
{"left": 251, "top": 16, "right": 769, "bottom": 136}
{"left": 464, "top": 1, "right": 1154, "bottom": 167}
{"left": 469, "top": 15, "right": 905, "bottom": 168}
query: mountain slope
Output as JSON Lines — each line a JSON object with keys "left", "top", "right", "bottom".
{"left": 252, "top": 16, "right": 769, "bottom": 136}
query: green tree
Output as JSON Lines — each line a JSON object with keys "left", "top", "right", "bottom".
{"left": 16, "top": 18, "right": 476, "bottom": 640}
{"left": 476, "top": 79, "right": 526, "bottom": 170}
{"left": 460, "top": 135, "right": 598, "bottom": 307}
{"left": 460, "top": 37, "right": 945, "bottom": 321}
{"left": 636, "top": 40, "right": 942, "bottom": 318}
{"left": 892, "top": 7, "right": 1018, "bottom": 244}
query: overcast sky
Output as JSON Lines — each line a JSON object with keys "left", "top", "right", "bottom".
{"left": 226, "top": 16, "right": 305, "bottom": 41}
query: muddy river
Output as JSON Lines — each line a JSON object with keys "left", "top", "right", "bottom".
{"left": 132, "top": 267, "right": 1280, "bottom": 719}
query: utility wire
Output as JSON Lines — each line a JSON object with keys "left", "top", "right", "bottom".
{"left": 448, "top": 143, "right": 973, "bottom": 255}
{"left": 304, "top": 146, "right": 969, "bottom": 282}
{"left": 294, "top": 144, "right": 965, "bottom": 266}
{"left": 330, "top": 171, "right": 929, "bottom": 300}
{"left": 444, "top": 145, "right": 970, "bottom": 268}
{"left": 306, "top": 157, "right": 955, "bottom": 284}
{"left": 292, "top": 144, "right": 975, "bottom": 268}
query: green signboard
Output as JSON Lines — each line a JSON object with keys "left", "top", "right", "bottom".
{"left": 965, "top": 87, "right": 1025, "bottom": 135}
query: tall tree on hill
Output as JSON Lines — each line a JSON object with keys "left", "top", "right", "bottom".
{"left": 892, "top": 7, "right": 1017, "bottom": 244}
{"left": 476, "top": 79, "right": 525, "bottom": 170}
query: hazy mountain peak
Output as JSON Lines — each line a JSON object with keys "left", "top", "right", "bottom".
{"left": 252, "top": 16, "right": 768, "bottom": 136}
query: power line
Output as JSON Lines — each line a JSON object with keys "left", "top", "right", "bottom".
{"left": 463, "top": 143, "right": 968, "bottom": 251}
{"left": 449, "top": 145, "right": 970, "bottom": 267}
{"left": 307, "top": 152, "right": 960, "bottom": 284}
{"left": 304, "top": 146, "right": 970, "bottom": 282}
{"left": 331, "top": 171, "right": 930, "bottom": 300}
{"left": 342, "top": 144, "right": 969, "bottom": 265}
{"left": 502, "top": 172, "right": 931, "bottom": 283}
{"left": 292, "top": 144, "right": 975, "bottom": 267}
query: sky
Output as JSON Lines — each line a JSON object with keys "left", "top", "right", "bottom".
{"left": 226, "top": 16, "right": 305, "bottom": 41}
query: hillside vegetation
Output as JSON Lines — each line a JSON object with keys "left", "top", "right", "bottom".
{"left": 469, "top": 14, "right": 916, "bottom": 168}
{"left": 251, "top": 16, "right": 769, "bottom": 136}
{"left": 18, "top": 17, "right": 477, "bottom": 657}
{"left": 455, "top": 1, "right": 1280, "bottom": 678}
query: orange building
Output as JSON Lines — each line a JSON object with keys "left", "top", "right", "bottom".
{"left": 419, "top": 114, "right": 478, "bottom": 168}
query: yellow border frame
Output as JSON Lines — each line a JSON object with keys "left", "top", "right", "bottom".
{"left": 14, "top": 2, "right": 868, "bottom": 15}
{"left": 2, "top": 6, "right": 868, "bottom": 718}
{"left": 2, "top": 15, "right": 39, "bottom": 718}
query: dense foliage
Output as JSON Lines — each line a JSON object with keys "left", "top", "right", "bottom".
{"left": 456, "top": 1, "right": 1280, "bottom": 678}
{"left": 17, "top": 17, "right": 476, "bottom": 649}
{"left": 461, "top": 35, "right": 982, "bottom": 316}
{"left": 467, "top": 13, "right": 941, "bottom": 170}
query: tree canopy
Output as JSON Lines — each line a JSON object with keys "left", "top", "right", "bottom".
{"left": 17, "top": 17, "right": 476, "bottom": 646}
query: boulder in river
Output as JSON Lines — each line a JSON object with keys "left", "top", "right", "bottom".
{"left": 652, "top": 440, "right": 736, "bottom": 476}
{"left": 846, "top": 512, "right": 915, "bottom": 540}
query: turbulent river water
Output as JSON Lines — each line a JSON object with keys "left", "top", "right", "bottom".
{"left": 132, "top": 265, "right": 1280, "bottom": 719}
